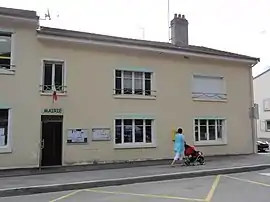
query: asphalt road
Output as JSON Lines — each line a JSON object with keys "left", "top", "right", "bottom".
{"left": 1, "top": 168, "right": 270, "bottom": 202}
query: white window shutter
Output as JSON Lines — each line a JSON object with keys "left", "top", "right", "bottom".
{"left": 192, "top": 75, "right": 226, "bottom": 100}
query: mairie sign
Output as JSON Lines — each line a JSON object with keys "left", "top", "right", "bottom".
{"left": 43, "top": 108, "right": 63, "bottom": 114}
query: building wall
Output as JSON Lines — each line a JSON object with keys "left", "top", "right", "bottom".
{"left": 0, "top": 21, "right": 41, "bottom": 168}
{"left": 254, "top": 71, "right": 270, "bottom": 139}
{"left": 36, "top": 40, "right": 253, "bottom": 166}
{"left": 0, "top": 23, "right": 254, "bottom": 168}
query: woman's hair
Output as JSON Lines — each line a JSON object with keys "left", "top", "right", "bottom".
{"left": 177, "top": 128, "right": 183, "bottom": 133}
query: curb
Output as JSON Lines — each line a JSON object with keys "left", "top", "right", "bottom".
{"left": 0, "top": 154, "right": 257, "bottom": 178}
{"left": 0, "top": 164, "right": 270, "bottom": 198}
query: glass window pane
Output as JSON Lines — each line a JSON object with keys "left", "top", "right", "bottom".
{"left": 200, "top": 120, "right": 207, "bottom": 125}
{"left": 124, "top": 119, "right": 132, "bottom": 125}
{"left": 195, "top": 131, "right": 199, "bottom": 141}
{"left": 146, "top": 126, "right": 152, "bottom": 143}
{"left": 54, "top": 63, "right": 63, "bottom": 91}
{"left": 124, "top": 119, "right": 133, "bottom": 143}
{"left": 123, "top": 71, "right": 132, "bottom": 78}
{"left": 217, "top": 125, "right": 223, "bottom": 139}
{"left": 217, "top": 120, "right": 223, "bottom": 126}
{"left": 115, "top": 125, "right": 122, "bottom": 144}
{"left": 134, "top": 72, "right": 143, "bottom": 79}
{"left": 135, "top": 125, "right": 143, "bottom": 142}
{"left": 135, "top": 119, "right": 143, "bottom": 143}
{"left": 195, "top": 119, "right": 198, "bottom": 125}
{"left": 208, "top": 120, "right": 215, "bottom": 126}
{"left": 123, "top": 78, "right": 132, "bottom": 94}
{"left": 145, "top": 72, "right": 151, "bottom": 79}
{"left": 0, "top": 109, "right": 8, "bottom": 146}
{"left": 209, "top": 125, "right": 216, "bottom": 140}
{"left": 43, "top": 62, "right": 52, "bottom": 91}
{"left": 194, "top": 125, "right": 199, "bottom": 141}
{"left": 124, "top": 125, "right": 133, "bottom": 143}
{"left": 267, "top": 121, "right": 270, "bottom": 130}
{"left": 115, "top": 70, "right": 121, "bottom": 77}
{"left": 145, "top": 120, "right": 152, "bottom": 126}
{"left": 135, "top": 78, "right": 143, "bottom": 95}
{"left": 135, "top": 119, "right": 143, "bottom": 125}
{"left": 0, "top": 34, "right": 11, "bottom": 69}
{"left": 115, "top": 78, "right": 121, "bottom": 94}
{"left": 145, "top": 80, "right": 151, "bottom": 96}
{"left": 115, "top": 119, "right": 122, "bottom": 126}
{"left": 199, "top": 125, "right": 207, "bottom": 140}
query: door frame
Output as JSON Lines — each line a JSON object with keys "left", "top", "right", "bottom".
{"left": 39, "top": 115, "right": 64, "bottom": 167}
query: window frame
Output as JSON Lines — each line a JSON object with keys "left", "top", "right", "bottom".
{"left": 0, "top": 108, "right": 12, "bottom": 153}
{"left": 265, "top": 120, "right": 270, "bottom": 132}
{"left": 114, "top": 118, "right": 156, "bottom": 149}
{"left": 192, "top": 74, "right": 227, "bottom": 102}
{"left": 40, "top": 59, "right": 67, "bottom": 95}
{"left": 113, "top": 69, "right": 156, "bottom": 99}
{"left": 193, "top": 118, "right": 227, "bottom": 146}
{"left": 0, "top": 29, "right": 15, "bottom": 74}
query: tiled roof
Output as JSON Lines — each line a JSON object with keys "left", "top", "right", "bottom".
{"left": 38, "top": 27, "right": 259, "bottom": 61}
{"left": 0, "top": 7, "right": 37, "bottom": 19}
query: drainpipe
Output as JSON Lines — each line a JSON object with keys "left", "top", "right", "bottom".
{"left": 249, "top": 63, "right": 258, "bottom": 154}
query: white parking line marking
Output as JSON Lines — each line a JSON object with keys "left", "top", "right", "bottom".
{"left": 86, "top": 189, "right": 205, "bottom": 201}
{"left": 49, "top": 190, "right": 83, "bottom": 202}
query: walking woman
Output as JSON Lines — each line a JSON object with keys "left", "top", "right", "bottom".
{"left": 171, "top": 128, "right": 185, "bottom": 167}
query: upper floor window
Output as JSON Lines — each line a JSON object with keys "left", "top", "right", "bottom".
{"left": 0, "top": 32, "right": 11, "bottom": 70}
{"left": 192, "top": 75, "right": 227, "bottom": 101}
{"left": 41, "top": 60, "right": 66, "bottom": 93}
{"left": 114, "top": 70, "right": 153, "bottom": 96}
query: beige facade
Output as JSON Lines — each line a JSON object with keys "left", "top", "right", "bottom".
{"left": 0, "top": 8, "right": 259, "bottom": 169}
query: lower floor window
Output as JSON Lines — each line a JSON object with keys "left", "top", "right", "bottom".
{"left": 115, "top": 119, "right": 153, "bottom": 144}
{"left": 0, "top": 109, "right": 9, "bottom": 146}
{"left": 194, "top": 119, "right": 225, "bottom": 142}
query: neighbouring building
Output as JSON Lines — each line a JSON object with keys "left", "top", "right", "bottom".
{"left": 0, "top": 7, "right": 259, "bottom": 169}
{"left": 254, "top": 68, "right": 270, "bottom": 140}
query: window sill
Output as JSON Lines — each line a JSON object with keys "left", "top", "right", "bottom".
{"left": 194, "top": 140, "right": 227, "bottom": 146}
{"left": 193, "top": 98, "right": 227, "bottom": 103}
{"left": 40, "top": 92, "right": 67, "bottom": 96}
{"left": 0, "top": 69, "right": 15, "bottom": 75}
{"left": 0, "top": 146, "right": 12, "bottom": 153}
{"left": 113, "top": 94, "right": 156, "bottom": 100}
{"left": 114, "top": 143, "right": 156, "bottom": 149}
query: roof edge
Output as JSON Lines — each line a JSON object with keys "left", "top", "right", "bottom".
{"left": 253, "top": 67, "right": 270, "bottom": 80}
{"left": 0, "top": 7, "right": 37, "bottom": 20}
{"left": 37, "top": 27, "right": 259, "bottom": 64}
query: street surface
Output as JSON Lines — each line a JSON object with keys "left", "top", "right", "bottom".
{"left": 1, "top": 168, "right": 270, "bottom": 202}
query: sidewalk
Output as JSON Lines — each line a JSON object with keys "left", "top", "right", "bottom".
{"left": 0, "top": 153, "right": 269, "bottom": 197}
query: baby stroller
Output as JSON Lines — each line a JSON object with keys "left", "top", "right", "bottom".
{"left": 184, "top": 142, "right": 205, "bottom": 166}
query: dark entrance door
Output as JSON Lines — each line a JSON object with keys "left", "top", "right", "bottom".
{"left": 41, "top": 115, "right": 63, "bottom": 167}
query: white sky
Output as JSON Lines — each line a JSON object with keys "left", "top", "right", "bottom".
{"left": 1, "top": 0, "right": 269, "bottom": 76}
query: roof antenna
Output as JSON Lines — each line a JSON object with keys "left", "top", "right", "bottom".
{"left": 139, "top": 27, "right": 145, "bottom": 39}
{"left": 39, "top": 8, "right": 52, "bottom": 21}
{"left": 167, "top": 0, "right": 171, "bottom": 42}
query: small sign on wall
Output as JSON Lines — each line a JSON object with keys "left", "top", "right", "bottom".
{"left": 67, "top": 129, "right": 88, "bottom": 144}
{"left": 42, "top": 108, "right": 63, "bottom": 114}
{"left": 92, "top": 128, "right": 111, "bottom": 141}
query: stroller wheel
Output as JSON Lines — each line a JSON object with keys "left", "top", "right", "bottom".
{"left": 198, "top": 157, "right": 205, "bottom": 165}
